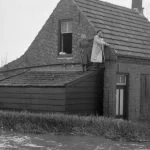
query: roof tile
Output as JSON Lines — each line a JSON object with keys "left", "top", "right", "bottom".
{"left": 0, "top": 71, "right": 90, "bottom": 87}
{"left": 75, "top": 0, "right": 150, "bottom": 57}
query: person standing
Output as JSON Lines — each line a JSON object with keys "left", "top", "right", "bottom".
{"left": 79, "top": 34, "right": 93, "bottom": 71}
{"left": 91, "top": 30, "right": 109, "bottom": 63}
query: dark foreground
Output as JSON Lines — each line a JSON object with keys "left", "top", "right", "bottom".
{"left": 0, "top": 133, "right": 150, "bottom": 150}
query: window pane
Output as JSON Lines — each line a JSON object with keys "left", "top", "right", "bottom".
{"left": 116, "top": 89, "right": 119, "bottom": 116}
{"left": 116, "top": 74, "right": 126, "bottom": 85}
{"left": 67, "top": 22, "right": 72, "bottom": 33}
{"left": 61, "top": 21, "right": 72, "bottom": 33}
{"left": 62, "top": 33, "right": 72, "bottom": 54}
{"left": 61, "top": 22, "right": 67, "bottom": 33}
{"left": 120, "top": 89, "right": 124, "bottom": 116}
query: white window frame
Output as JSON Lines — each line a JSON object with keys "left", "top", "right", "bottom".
{"left": 59, "top": 20, "right": 72, "bottom": 55}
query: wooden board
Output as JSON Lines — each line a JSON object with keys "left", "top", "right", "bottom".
{"left": 0, "top": 87, "right": 65, "bottom": 94}
{"left": 0, "top": 103, "right": 65, "bottom": 112}
{"left": 0, "top": 87, "right": 66, "bottom": 112}
{"left": 0, "top": 93, "right": 66, "bottom": 100}
{"left": 66, "top": 71, "right": 104, "bottom": 115}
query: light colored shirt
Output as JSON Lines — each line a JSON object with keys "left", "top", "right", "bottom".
{"left": 91, "top": 35, "right": 106, "bottom": 63}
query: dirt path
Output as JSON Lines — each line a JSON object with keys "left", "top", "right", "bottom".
{"left": 0, "top": 133, "right": 150, "bottom": 150}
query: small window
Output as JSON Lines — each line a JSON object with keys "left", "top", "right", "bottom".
{"left": 59, "top": 20, "right": 72, "bottom": 55}
{"left": 116, "top": 74, "right": 126, "bottom": 86}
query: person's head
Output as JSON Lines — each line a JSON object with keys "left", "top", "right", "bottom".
{"left": 97, "top": 30, "right": 103, "bottom": 38}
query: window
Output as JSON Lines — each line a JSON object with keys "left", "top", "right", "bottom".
{"left": 116, "top": 74, "right": 128, "bottom": 119}
{"left": 116, "top": 88, "right": 124, "bottom": 117}
{"left": 116, "top": 74, "right": 126, "bottom": 86}
{"left": 59, "top": 20, "right": 72, "bottom": 55}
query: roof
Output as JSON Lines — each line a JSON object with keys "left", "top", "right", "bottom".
{"left": 0, "top": 71, "right": 92, "bottom": 87}
{"left": 0, "top": 70, "right": 27, "bottom": 80}
{"left": 74, "top": 0, "right": 150, "bottom": 58}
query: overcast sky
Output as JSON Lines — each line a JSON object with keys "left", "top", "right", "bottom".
{"left": 0, "top": 0, "right": 150, "bottom": 64}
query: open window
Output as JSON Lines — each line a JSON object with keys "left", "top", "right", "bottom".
{"left": 59, "top": 20, "right": 72, "bottom": 55}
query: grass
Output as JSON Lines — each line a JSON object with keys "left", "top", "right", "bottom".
{"left": 0, "top": 110, "right": 150, "bottom": 142}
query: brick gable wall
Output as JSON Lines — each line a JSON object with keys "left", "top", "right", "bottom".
{"left": 3, "top": 0, "right": 95, "bottom": 71}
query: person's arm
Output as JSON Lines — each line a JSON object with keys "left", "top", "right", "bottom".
{"left": 94, "top": 35, "right": 109, "bottom": 46}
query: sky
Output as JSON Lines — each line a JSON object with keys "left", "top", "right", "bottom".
{"left": 0, "top": 0, "right": 150, "bottom": 65}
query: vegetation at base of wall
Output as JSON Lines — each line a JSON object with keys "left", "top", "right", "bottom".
{"left": 0, "top": 111, "right": 150, "bottom": 142}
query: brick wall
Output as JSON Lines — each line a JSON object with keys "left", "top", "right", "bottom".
{"left": 104, "top": 55, "right": 150, "bottom": 121}
{"left": 3, "top": 0, "right": 95, "bottom": 71}
{"left": 118, "top": 59, "right": 150, "bottom": 120}
{"left": 103, "top": 54, "right": 117, "bottom": 117}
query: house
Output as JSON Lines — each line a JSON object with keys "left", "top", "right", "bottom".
{"left": 0, "top": 0, "right": 150, "bottom": 120}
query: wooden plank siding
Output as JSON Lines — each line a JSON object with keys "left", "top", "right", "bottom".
{"left": 66, "top": 70, "right": 104, "bottom": 115}
{"left": 140, "top": 75, "right": 150, "bottom": 120}
{"left": 0, "top": 71, "right": 104, "bottom": 114}
{"left": 0, "top": 87, "right": 66, "bottom": 112}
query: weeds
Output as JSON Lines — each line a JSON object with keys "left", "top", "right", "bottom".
{"left": 0, "top": 111, "right": 149, "bottom": 141}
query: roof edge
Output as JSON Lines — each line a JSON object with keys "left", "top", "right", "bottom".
{"left": 65, "top": 70, "right": 103, "bottom": 86}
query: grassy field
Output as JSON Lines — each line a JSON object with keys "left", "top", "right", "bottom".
{"left": 0, "top": 111, "right": 150, "bottom": 142}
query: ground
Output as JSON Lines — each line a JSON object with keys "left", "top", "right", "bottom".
{"left": 0, "top": 132, "right": 150, "bottom": 150}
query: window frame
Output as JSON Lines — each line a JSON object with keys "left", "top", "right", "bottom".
{"left": 116, "top": 74, "right": 127, "bottom": 86}
{"left": 116, "top": 73, "right": 129, "bottom": 119}
{"left": 58, "top": 19, "right": 73, "bottom": 56}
